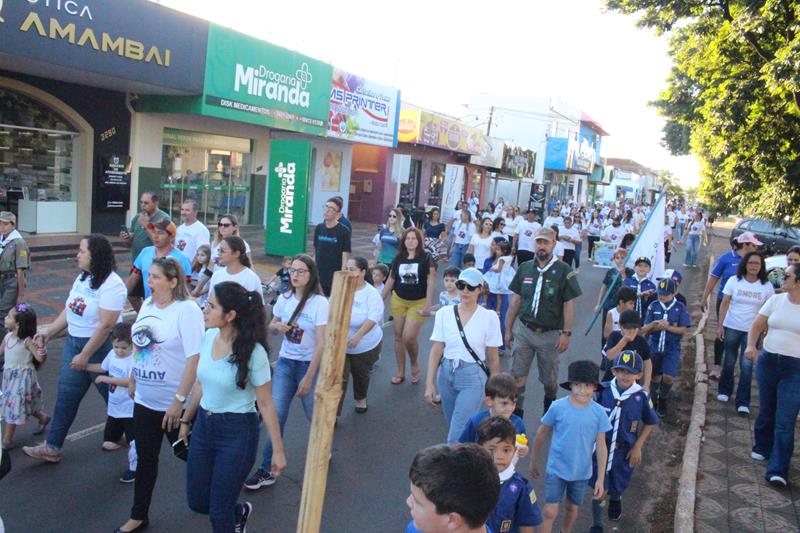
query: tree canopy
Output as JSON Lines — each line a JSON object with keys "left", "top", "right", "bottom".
{"left": 606, "top": 0, "right": 800, "bottom": 223}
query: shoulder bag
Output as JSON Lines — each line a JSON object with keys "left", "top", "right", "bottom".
{"left": 452, "top": 305, "right": 490, "bottom": 377}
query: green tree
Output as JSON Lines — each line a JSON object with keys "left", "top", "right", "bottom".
{"left": 606, "top": 0, "right": 800, "bottom": 224}
{"left": 659, "top": 169, "right": 684, "bottom": 196}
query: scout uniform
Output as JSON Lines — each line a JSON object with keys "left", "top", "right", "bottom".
{"left": 644, "top": 281, "right": 690, "bottom": 380}
{"left": 488, "top": 471, "right": 543, "bottom": 533}
{"left": 0, "top": 211, "right": 30, "bottom": 338}
{"left": 508, "top": 227, "right": 582, "bottom": 413}
{"left": 622, "top": 257, "right": 657, "bottom": 324}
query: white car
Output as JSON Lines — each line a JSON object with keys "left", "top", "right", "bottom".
{"left": 766, "top": 254, "right": 787, "bottom": 288}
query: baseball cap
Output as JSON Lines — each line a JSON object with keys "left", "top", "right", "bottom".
{"left": 735, "top": 231, "right": 763, "bottom": 246}
{"left": 664, "top": 269, "right": 683, "bottom": 285}
{"left": 611, "top": 350, "right": 644, "bottom": 374}
{"left": 656, "top": 278, "right": 676, "bottom": 296}
{"left": 534, "top": 227, "right": 556, "bottom": 242}
{"left": 457, "top": 267, "right": 484, "bottom": 288}
{"left": 619, "top": 310, "right": 642, "bottom": 329}
{"left": 634, "top": 256, "right": 651, "bottom": 267}
{"left": 148, "top": 218, "right": 177, "bottom": 236}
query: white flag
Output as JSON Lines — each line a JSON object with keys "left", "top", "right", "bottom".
{"left": 626, "top": 192, "right": 666, "bottom": 280}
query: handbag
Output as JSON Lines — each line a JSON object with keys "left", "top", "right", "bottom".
{"left": 452, "top": 305, "right": 490, "bottom": 377}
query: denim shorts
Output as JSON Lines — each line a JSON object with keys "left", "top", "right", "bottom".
{"left": 544, "top": 472, "right": 588, "bottom": 505}
{"left": 652, "top": 349, "right": 681, "bottom": 377}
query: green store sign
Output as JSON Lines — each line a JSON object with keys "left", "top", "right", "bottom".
{"left": 202, "top": 24, "right": 332, "bottom": 136}
{"left": 266, "top": 139, "right": 312, "bottom": 256}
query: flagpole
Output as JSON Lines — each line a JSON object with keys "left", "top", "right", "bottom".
{"left": 584, "top": 186, "right": 668, "bottom": 336}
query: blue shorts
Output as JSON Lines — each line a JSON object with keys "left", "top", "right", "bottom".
{"left": 651, "top": 350, "right": 681, "bottom": 377}
{"left": 544, "top": 472, "right": 588, "bottom": 505}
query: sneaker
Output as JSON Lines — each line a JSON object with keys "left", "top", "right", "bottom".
{"left": 656, "top": 398, "right": 667, "bottom": 417}
{"left": 102, "top": 441, "right": 122, "bottom": 451}
{"left": 608, "top": 498, "right": 622, "bottom": 521}
{"left": 709, "top": 365, "right": 721, "bottom": 380}
{"left": 244, "top": 469, "right": 275, "bottom": 490}
{"left": 751, "top": 451, "right": 766, "bottom": 461}
{"left": 22, "top": 442, "right": 62, "bottom": 463}
{"left": 717, "top": 394, "right": 729, "bottom": 402}
{"left": 119, "top": 469, "right": 136, "bottom": 483}
{"left": 234, "top": 501, "right": 253, "bottom": 533}
{"left": 737, "top": 406, "right": 750, "bottom": 415}
{"left": 768, "top": 475, "right": 788, "bottom": 487}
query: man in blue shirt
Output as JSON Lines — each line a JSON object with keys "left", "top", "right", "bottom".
{"left": 127, "top": 219, "right": 192, "bottom": 300}
{"left": 699, "top": 232, "right": 761, "bottom": 379}
{"left": 642, "top": 278, "right": 691, "bottom": 416}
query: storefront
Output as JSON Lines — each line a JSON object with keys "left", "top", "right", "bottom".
{"left": 543, "top": 136, "right": 594, "bottom": 206}
{"left": 0, "top": 0, "right": 208, "bottom": 233}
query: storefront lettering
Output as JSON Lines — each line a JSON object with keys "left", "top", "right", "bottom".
{"left": 234, "top": 63, "right": 311, "bottom": 109}
{"left": 26, "top": 0, "right": 93, "bottom": 20}
{"left": 275, "top": 162, "right": 296, "bottom": 234}
{"left": 19, "top": 11, "right": 171, "bottom": 67}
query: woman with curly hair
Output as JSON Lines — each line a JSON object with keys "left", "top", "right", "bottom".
{"left": 24, "top": 235, "right": 128, "bottom": 463}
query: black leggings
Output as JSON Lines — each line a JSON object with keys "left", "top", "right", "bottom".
{"left": 130, "top": 403, "right": 180, "bottom": 521}
{"left": 563, "top": 249, "right": 576, "bottom": 268}
{"left": 587, "top": 236, "right": 600, "bottom": 258}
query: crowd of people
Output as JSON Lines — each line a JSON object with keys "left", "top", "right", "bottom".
{"left": 0, "top": 189, "right": 797, "bottom": 533}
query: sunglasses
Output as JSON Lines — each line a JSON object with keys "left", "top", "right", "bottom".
{"left": 218, "top": 223, "right": 233, "bottom": 228}
{"left": 456, "top": 280, "right": 481, "bottom": 291}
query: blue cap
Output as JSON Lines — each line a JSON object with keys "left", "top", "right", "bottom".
{"left": 457, "top": 267, "right": 484, "bottom": 288}
{"left": 656, "top": 278, "right": 676, "bottom": 296}
{"left": 664, "top": 269, "right": 683, "bottom": 285}
{"left": 611, "top": 350, "right": 644, "bottom": 374}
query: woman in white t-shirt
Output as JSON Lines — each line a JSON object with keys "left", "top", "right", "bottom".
{"left": 338, "top": 257, "right": 384, "bottom": 415}
{"left": 679, "top": 212, "right": 707, "bottom": 267}
{"left": 448, "top": 209, "right": 475, "bottom": 269}
{"left": 24, "top": 235, "right": 127, "bottom": 464}
{"left": 245, "top": 254, "right": 329, "bottom": 491}
{"left": 717, "top": 252, "right": 774, "bottom": 412}
{"left": 207, "top": 236, "right": 264, "bottom": 303}
{"left": 114, "top": 256, "right": 204, "bottom": 533}
{"left": 210, "top": 214, "right": 251, "bottom": 270}
{"left": 468, "top": 217, "right": 495, "bottom": 271}
{"left": 746, "top": 263, "right": 800, "bottom": 487}
{"left": 424, "top": 268, "right": 501, "bottom": 443}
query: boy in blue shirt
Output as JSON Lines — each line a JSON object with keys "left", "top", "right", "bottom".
{"left": 406, "top": 444, "right": 499, "bottom": 533}
{"left": 589, "top": 351, "right": 659, "bottom": 532}
{"left": 459, "top": 374, "right": 527, "bottom": 459}
{"left": 128, "top": 219, "right": 192, "bottom": 300}
{"left": 622, "top": 256, "right": 656, "bottom": 325}
{"left": 477, "top": 416, "right": 542, "bottom": 533}
{"left": 531, "top": 360, "right": 612, "bottom": 533}
{"left": 641, "top": 278, "right": 691, "bottom": 416}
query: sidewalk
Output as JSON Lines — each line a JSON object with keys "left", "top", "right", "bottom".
{"left": 24, "top": 222, "right": 380, "bottom": 322}
{"left": 694, "top": 227, "right": 800, "bottom": 532}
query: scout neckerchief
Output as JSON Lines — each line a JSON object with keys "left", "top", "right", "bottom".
{"left": 0, "top": 229, "right": 22, "bottom": 252}
{"left": 606, "top": 378, "right": 642, "bottom": 472}
{"left": 531, "top": 255, "right": 558, "bottom": 317}
{"left": 498, "top": 462, "right": 515, "bottom": 482}
{"left": 633, "top": 275, "right": 648, "bottom": 315}
{"left": 657, "top": 299, "right": 676, "bottom": 351}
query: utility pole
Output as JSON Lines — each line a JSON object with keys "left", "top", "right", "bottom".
{"left": 486, "top": 106, "right": 494, "bottom": 136}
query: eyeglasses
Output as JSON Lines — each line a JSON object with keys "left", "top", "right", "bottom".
{"left": 456, "top": 281, "right": 481, "bottom": 291}
{"left": 218, "top": 223, "right": 233, "bottom": 228}
{"left": 388, "top": 214, "right": 397, "bottom": 219}
{"left": 746, "top": 261, "right": 762, "bottom": 266}
{"left": 324, "top": 205, "right": 339, "bottom": 212}
{"left": 289, "top": 268, "right": 310, "bottom": 276}
{"left": 499, "top": 223, "right": 506, "bottom": 226}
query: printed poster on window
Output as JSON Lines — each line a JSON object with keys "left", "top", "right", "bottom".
{"left": 319, "top": 150, "right": 343, "bottom": 191}
{"left": 328, "top": 68, "right": 400, "bottom": 147}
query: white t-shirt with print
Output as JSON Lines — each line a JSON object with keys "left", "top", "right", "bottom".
{"left": 602, "top": 225, "right": 626, "bottom": 244}
{"left": 132, "top": 298, "right": 204, "bottom": 411}
{"left": 688, "top": 220, "right": 704, "bottom": 236}
{"left": 759, "top": 293, "right": 800, "bottom": 357}
{"left": 347, "top": 284, "right": 384, "bottom": 355}
{"left": 210, "top": 239, "right": 252, "bottom": 271}
{"left": 273, "top": 293, "right": 330, "bottom": 361}
{"left": 207, "top": 267, "right": 264, "bottom": 303}
{"left": 430, "top": 305, "right": 502, "bottom": 364}
{"left": 515, "top": 220, "right": 542, "bottom": 252}
{"left": 554, "top": 241, "right": 566, "bottom": 259}
{"left": 543, "top": 216, "right": 563, "bottom": 229}
{"left": 101, "top": 349, "right": 135, "bottom": 419}
{"left": 175, "top": 221, "right": 211, "bottom": 263}
{"left": 722, "top": 276, "right": 774, "bottom": 332}
{"left": 559, "top": 226, "right": 581, "bottom": 251}
{"left": 469, "top": 234, "right": 494, "bottom": 269}
{"left": 65, "top": 273, "right": 127, "bottom": 338}
{"left": 452, "top": 221, "right": 475, "bottom": 246}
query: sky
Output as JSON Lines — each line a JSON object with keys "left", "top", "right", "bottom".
{"left": 161, "top": 0, "right": 700, "bottom": 188}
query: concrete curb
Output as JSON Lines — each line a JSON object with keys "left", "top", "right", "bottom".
{"left": 674, "top": 254, "right": 714, "bottom": 532}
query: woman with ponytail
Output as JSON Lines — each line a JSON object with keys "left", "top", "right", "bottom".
{"left": 181, "top": 281, "right": 285, "bottom": 532}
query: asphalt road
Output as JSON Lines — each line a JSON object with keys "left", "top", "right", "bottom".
{"left": 0, "top": 248, "right": 705, "bottom": 533}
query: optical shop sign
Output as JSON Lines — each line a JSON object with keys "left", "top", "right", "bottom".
{"left": 266, "top": 140, "right": 312, "bottom": 256}
{"left": 0, "top": 0, "right": 208, "bottom": 93}
{"left": 328, "top": 68, "right": 400, "bottom": 147}
{"left": 203, "top": 24, "right": 332, "bottom": 136}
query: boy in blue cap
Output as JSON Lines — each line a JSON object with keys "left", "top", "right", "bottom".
{"left": 622, "top": 256, "right": 657, "bottom": 325}
{"left": 589, "top": 350, "right": 659, "bottom": 531}
{"left": 641, "top": 278, "right": 691, "bottom": 416}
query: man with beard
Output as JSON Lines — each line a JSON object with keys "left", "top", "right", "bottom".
{"left": 504, "top": 227, "right": 582, "bottom": 417}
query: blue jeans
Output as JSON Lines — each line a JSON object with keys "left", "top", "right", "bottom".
{"left": 436, "top": 358, "right": 487, "bottom": 444}
{"left": 259, "top": 357, "right": 315, "bottom": 471}
{"left": 47, "top": 334, "right": 111, "bottom": 449}
{"left": 718, "top": 327, "right": 752, "bottom": 407}
{"left": 486, "top": 294, "right": 509, "bottom": 348}
{"left": 675, "top": 223, "right": 684, "bottom": 242}
{"left": 449, "top": 243, "right": 468, "bottom": 269}
{"left": 684, "top": 234, "right": 700, "bottom": 266}
{"left": 753, "top": 351, "right": 800, "bottom": 481}
{"left": 187, "top": 409, "right": 259, "bottom": 532}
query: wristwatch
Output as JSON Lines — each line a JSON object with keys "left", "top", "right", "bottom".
{"left": 175, "top": 393, "right": 187, "bottom": 403}
{"left": 560, "top": 330, "right": 572, "bottom": 337}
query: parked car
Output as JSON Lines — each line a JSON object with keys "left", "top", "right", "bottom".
{"left": 765, "top": 254, "right": 787, "bottom": 289}
{"left": 730, "top": 218, "right": 800, "bottom": 254}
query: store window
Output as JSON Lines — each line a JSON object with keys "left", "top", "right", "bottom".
{"left": 0, "top": 88, "right": 77, "bottom": 229}
{"left": 160, "top": 128, "right": 252, "bottom": 225}
{"left": 399, "top": 158, "right": 421, "bottom": 207}
{"left": 428, "top": 162, "right": 446, "bottom": 207}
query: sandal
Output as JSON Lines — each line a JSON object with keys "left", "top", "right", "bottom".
{"left": 33, "top": 414, "right": 51, "bottom": 436}
{"left": 355, "top": 404, "right": 368, "bottom": 414}
{"left": 411, "top": 369, "right": 422, "bottom": 384}
{"left": 2, "top": 442, "right": 14, "bottom": 451}
{"left": 391, "top": 375, "right": 405, "bottom": 385}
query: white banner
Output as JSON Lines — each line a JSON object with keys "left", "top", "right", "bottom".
{"left": 441, "top": 164, "right": 465, "bottom": 223}
{"left": 625, "top": 191, "right": 666, "bottom": 280}
{"left": 391, "top": 154, "right": 411, "bottom": 184}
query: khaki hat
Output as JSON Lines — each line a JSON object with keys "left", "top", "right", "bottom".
{"left": 0, "top": 211, "right": 16, "bottom": 224}
{"left": 534, "top": 227, "right": 556, "bottom": 242}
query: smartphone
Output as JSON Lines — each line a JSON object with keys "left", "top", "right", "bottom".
{"left": 172, "top": 434, "right": 190, "bottom": 462}
{"left": 120, "top": 225, "right": 129, "bottom": 236}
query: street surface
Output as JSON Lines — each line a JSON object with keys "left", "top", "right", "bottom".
{"left": 0, "top": 249, "right": 705, "bottom": 532}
